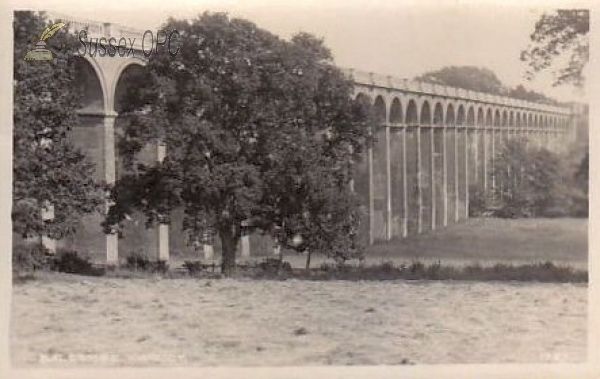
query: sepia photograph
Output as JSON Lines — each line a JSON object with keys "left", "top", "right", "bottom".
{"left": 2, "top": 0, "right": 596, "bottom": 377}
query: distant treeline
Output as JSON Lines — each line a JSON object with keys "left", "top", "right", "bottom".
{"left": 415, "top": 66, "right": 566, "bottom": 106}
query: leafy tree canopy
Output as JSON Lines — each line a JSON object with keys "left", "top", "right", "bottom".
{"left": 106, "top": 13, "right": 372, "bottom": 274}
{"left": 521, "top": 9, "right": 589, "bottom": 88}
{"left": 13, "top": 11, "right": 103, "bottom": 239}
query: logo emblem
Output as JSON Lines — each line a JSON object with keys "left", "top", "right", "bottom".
{"left": 24, "top": 22, "right": 66, "bottom": 61}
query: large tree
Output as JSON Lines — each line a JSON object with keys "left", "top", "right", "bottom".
{"left": 521, "top": 9, "right": 589, "bottom": 88}
{"left": 105, "top": 13, "right": 371, "bottom": 274}
{"left": 13, "top": 11, "right": 103, "bottom": 241}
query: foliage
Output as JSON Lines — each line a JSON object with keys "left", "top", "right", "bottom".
{"left": 566, "top": 148, "right": 588, "bottom": 217}
{"left": 50, "top": 249, "right": 102, "bottom": 275}
{"left": 245, "top": 259, "right": 586, "bottom": 283}
{"left": 258, "top": 257, "right": 292, "bottom": 273}
{"left": 105, "top": 13, "right": 372, "bottom": 275}
{"left": 12, "top": 243, "right": 50, "bottom": 274}
{"left": 574, "top": 151, "right": 588, "bottom": 194}
{"left": 182, "top": 260, "right": 218, "bottom": 275}
{"left": 493, "top": 140, "right": 556, "bottom": 217}
{"left": 416, "top": 66, "right": 506, "bottom": 95}
{"left": 125, "top": 251, "right": 169, "bottom": 273}
{"left": 124, "top": 251, "right": 152, "bottom": 271}
{"left": 13, "top": 11, "right": 104, "bottom": 240}
{"left": 491, "top": 139, "right": 586, "bottom": 218}
{"left": 468, "top": 185, "right": 491, "bottom": 217}
{"left": 13, "top": 243, "right": 103, "bottom": 277}
{"left": 521, "top": 9, "right": 589, "bottom": 88}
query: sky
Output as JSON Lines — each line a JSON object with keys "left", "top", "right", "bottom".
{"left": 9, "top": 0, "right": 590, "bottom": 102}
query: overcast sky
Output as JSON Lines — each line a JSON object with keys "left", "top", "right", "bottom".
{"left": 11, "top": 0, "right": 590, "bottom": 101}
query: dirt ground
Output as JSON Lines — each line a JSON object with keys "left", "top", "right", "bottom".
{"left": 11, "top": 274, "right": 587, "bottom": 366}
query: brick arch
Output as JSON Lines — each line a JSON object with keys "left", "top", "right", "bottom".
{"left": 113, "top": 63, "right": 152, "bottom": 114}
{"left": 420, "top": 101, "right": 432, "bottom": 124}
{"left": 374, "top": 96, "right": 387, "bottom": 124}
{"left": 406, "top": 99, "right": 419, "bottom": 125}
{"left": 355, "top": 92, "right": 371, "bottom": 103}
{"left": 107, "top": 58, "right": 147, "bottom": 113}
{"left": 433, "top": 102, "right": 444, "bottom": 125}
{"left": 465, "top": 106, "right": 474, "bottom": 126}
{"left": 446, "top": 103, "right": 456, "bottom": 126}
{"left": 390, "top": 97, "right": 403, "bottom": 124}
{"left": 457, "top": 105, "right": 466, "bottom": 126}
{"left": 485, "top": 108, "right": 493, "bottom": 126}
{"left": 476, "top": 107, "right": 484, "bottom": 126}
{"left": 73, "top": 56, "right": 107, "bottom": 114}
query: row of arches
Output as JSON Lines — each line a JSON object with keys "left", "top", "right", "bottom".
{"left": 360, "top": 93, "right": 571, "bottom": 130}
{"left": 67, "top": 54, "right": 572, "bottom": 259}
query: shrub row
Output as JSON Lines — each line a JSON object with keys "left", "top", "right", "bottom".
{"left": 243, "top": 260, "right": 587, "bottom": 283}
{"left": 13, "top": 245, "right": 587, "bottom": 283}
{"left": 12, "top": 244, "right": 103, "bottom": 277}
{"left": 12, "top": 245, "right": 166, "bottom": 278}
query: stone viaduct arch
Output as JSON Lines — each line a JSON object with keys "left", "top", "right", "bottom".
{"left": 49, "top": 14, "right": 579, "bottom": 263}
{"left": 344, "top": 68, "right": 575, "bottom": 245}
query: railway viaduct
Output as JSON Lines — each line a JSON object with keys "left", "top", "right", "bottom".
{"left": 43, "top": 14, "right": 579, "bottom": 263}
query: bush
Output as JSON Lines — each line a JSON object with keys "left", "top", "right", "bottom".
{"left": 124, "top": 251, "right": 169, "bottom": 274}
{"left": 183, "top": 260, "right": 202, "bottom": 275}
{"left": 153, "top": 260, "right": 169, "bottom": 274}
{"left": 493, "top": 194, "right": 532, "bottom": 218}
{"left": 182, "top": 260, "right": 218, "bottom": 276}
{"left": 570, "top": 192, "right": 588, "bottom": 217}
{"left": 51, "top": 249, "right": 101, "bottom": 276}
{"left": 469, "top": 185, "right": 492, "bottom": 217}
{"left": 380, "top": 260, "right": 395, "bottom": 272}
{"left": 408, "top": 260, "right": 425, "bottom": 274}
{"left": 12, "top": 243, "right": 50, "bottom": 274}
{"left": 258, "top": 258, "right": 292, "bottom": 273}
{"left": 125, "top": 251, "right": 151, "bottom": 271}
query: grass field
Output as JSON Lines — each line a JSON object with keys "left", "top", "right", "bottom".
{"left": 11, "top": 217, "right": 588, "bottom": 366}
{"left": 228, "top": 217, "right": 588, "bottom": 270}
{"left": 366, "top": 217, "right": 588, "bottom": 263}
{"left": 11, "top": 275, "right": 586, "bottom": 366}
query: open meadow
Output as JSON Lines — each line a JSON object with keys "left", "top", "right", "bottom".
{"left": 191, "top": 218, "right": 588, "bottom": 271}
{"left": 10, "top": 217, "right": 588, "bottom": 366}
{"left": 11, "top": 275, "right": 587, "bottom": 366}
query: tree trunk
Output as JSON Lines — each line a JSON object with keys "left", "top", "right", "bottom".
{"left": 219, "top": 225, "right": 238, "bottom": 276}
{"left": 305, "top": 250, "right": 312, "bottom": 270}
